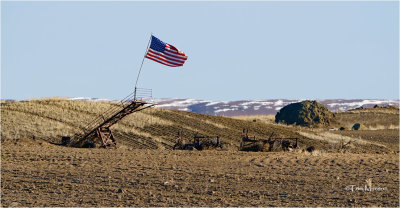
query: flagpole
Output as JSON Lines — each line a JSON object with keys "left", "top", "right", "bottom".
{"left": 134, "top": 33, "right": 153, "bottom": 100}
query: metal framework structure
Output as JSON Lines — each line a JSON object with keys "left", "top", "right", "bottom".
{"left": 193, "top": 133, "right": 221, "bottom": 148}
{"left": 66, "top": 34, "right": 183, "bottom": 148}
{"left": 240, "top": 129, "right": 299, "bottom": 151}
{"left": 71, "top": 88, "right": 154, "bottom": 148}
{"left": 173, "top": 131, "right": 222, "bottom": 150}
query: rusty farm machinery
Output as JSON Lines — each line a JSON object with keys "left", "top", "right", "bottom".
{"left": 62, "top": 88, "right": 154, "bottom": 148}
{"left": 172, "top": 129, "right": 299, "bottom": 152}
{"left": 173, "top": 131, "right": 225, "bottom": 150}
{"left": 240, "top": 129, "right": 299, "bottom": 152}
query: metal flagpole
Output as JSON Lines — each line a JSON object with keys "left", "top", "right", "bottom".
{"left": 134, "top": 33, "right": 153, "bottom": 100}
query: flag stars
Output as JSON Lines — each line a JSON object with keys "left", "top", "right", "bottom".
{"left": 149, "top": 36, "right": 166, "bottom": 53}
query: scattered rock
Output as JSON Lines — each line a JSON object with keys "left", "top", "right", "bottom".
{"left": 164, "top": 180, "right": 174, "bottom": 186}
{"left": 275, "top": 100, "right": 335, "bottom": 127}
{"left": 352, "top": 123, "right": 363, "bottom": 130}
{"left": 348, "top": 199, "right": 356, "bottom": 203}
{"left": 306, "top": 146, "right": 315, "bottom": 153}
{"left": 117, "top": 188, "right": 123, "bottom": 193}
{"left": 339, "top": 127, "right": 346, "bottom": 131}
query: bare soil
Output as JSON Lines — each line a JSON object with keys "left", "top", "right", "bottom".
{"left": 2, "top": 139, "right": 398, "bottom": 207}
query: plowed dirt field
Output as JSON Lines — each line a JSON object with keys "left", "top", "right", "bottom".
{"left": 2, "top": 139, "right": 398, "bottom": 207}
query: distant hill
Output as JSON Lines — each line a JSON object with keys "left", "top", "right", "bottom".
{"left": 1, "top": 98, "right": 398, "bottom": 153}
{"left": 153, "top": 98, "right": 399, "bottom": 116}
{"left": 3, "top": 98, "right": 397, "bottom": 116}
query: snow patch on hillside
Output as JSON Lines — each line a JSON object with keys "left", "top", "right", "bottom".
{"left": 327, "top": 100, "right": 397, "bottom": 108}
{"left": 65, "top": 97, "right": 399, "bottom": 116}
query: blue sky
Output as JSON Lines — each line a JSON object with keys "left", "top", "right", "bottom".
{"left": 2, "top": 1, "right": 399, "bottom": 101}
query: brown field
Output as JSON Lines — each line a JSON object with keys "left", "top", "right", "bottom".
{"left": 2, "top": 138, "right": 399, "bottom": 207}
{"left": 1, "top": 99, "right": 399, "bottom": 207}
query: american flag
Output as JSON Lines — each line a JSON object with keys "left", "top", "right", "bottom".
{"left": 145, "top": 35, "right": 188, "bottom": 67}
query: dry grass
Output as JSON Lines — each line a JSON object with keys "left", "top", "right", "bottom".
{"left": 231, "top": 114, "right": 276, "bottom": 124}
{"left": 347, "top": 107, "right": 399, "bottom": 114}
{"left": 364, "top": 124, "right": 399, "bottom": 130}
{"left": 297, "top": 131, "right": 387, "bottom": 150}
{"left": 2, "top": 99, "right": 300, "bottom": 149}
{"left": 332, "top": 129, "right": 399, "bottom": 152}
{"left": 1, "top": 99, "right": 173, "bottom": 145}
{"left": 1, "top": 107, "right": 79, "bottom": 142}
{"left": 335, "top": 109, "right": 399, "bottom": 130}
{"left": 1, "top": 98, "right": 398, "bottom": 153}
{"left": 203, "top": 119, "right": 228, "bottom": 129}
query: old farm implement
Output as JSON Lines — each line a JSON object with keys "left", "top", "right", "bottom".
{"left": 240, "top": 129, "right": 299, "bottom": 152}
{"left": 173, "top": 131, "right": 224, "bottom": 150}
{"left": 63, "top": 89, "right": 154, "bottom": 148}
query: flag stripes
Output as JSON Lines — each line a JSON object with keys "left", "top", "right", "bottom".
{"left": 145, "top": 35, "right": 187, "bottom": 67}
